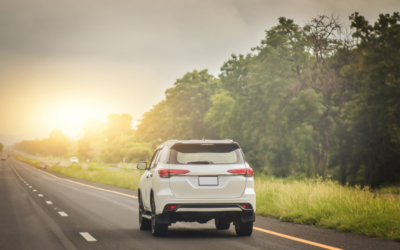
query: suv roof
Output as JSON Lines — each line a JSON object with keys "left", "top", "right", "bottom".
{"left": 161, "top": 139, "right": 238, "bottom": 148}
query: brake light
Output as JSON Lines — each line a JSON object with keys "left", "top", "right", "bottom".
{"left": 158, "top": 169, "right": 190, "bottom": 178}
{"left": 240, "top": 204, "right": 252, "bottom": 209}
{"left": 227, "top": 168, "right": 254, "bottom": 177}
{"left": 164, "top": 205, "right": 178, "bottom": 210}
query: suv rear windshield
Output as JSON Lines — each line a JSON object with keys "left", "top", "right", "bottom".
{"left": 169, "top": 143, "right": 244, "bottom": 164}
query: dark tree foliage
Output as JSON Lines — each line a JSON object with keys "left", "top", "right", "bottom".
{"left": 341, "top": 12, "right": 400, "bottom": 186}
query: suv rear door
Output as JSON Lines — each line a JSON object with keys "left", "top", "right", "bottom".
{"left": 168, "top": 143, "right": 247, "bottom": 199}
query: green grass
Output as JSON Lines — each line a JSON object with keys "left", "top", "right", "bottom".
{"left": 256, "top": 177, "right": 400, "bottom": 241}
{"left": 48, "top": 164, "right": 142, "bottom": 190}
{"left": 13, "top": 153, "right": 400, "bottom": 241}
{"left": 13, "top": 154, "right": 142, "bottom": 191}
{"left": 375, "top": 185, "right": 400, "bottom": 195}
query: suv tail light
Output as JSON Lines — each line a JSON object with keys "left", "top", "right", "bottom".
{"left": 164, "top": 205, "right": 178, "bottom": 210}
{"left": 240, "top": 204, "right": 252, "bottom": 209}
{"left": 227, "top": 168, "right": 254, "bottom": 177}
{"left": 158, "top": 169, "right": 190, "bottom": 178}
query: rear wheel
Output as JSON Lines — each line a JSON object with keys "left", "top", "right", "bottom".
{"left": 151, "top": 196, "right": 168, "bottom": 237}
{"left": 215, "top": 218, "right": 231, "bottom": 230}
{"left": 139, "top": 191, "right": 151, "bottom": 230}
{"left": 235, "top": 221, "right": 253, "bottom": 236}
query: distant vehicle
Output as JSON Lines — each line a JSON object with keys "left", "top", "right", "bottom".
{"left": 70, "top": 157, "right": 79, "bottom": 164}
{"left": 1, "top": 156, "right": 5, "bottom": 161}
{"left": 137, "top": 139, "right": 255, "bottom": 237}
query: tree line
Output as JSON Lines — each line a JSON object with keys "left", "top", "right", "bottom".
{"left": 16, "top": 12, "right": 400, "bottom": 187}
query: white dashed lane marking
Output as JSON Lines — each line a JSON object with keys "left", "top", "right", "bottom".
{"left": 29, "top": 186, "right": 32, "bottom": 188}
{"left": 33, "top": 190, "right": 37, "bottom": 192}
{"left": 38, "top": 194, "right": 43, "bottom": 197}
{"left": 46, "top": 201, "right": 53, "bottom": 204}
{"left": 58, "top": 211, "right": 68, "bottom": 217}
{"left": 80, "top": 232, "right": 97, "bottom": 242}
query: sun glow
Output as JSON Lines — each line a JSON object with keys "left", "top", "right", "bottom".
{"left": 46, "top": 101, "right": 109, "bottom": 139}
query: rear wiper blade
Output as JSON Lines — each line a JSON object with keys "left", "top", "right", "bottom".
{"left": 187, "top": 161, "right": 213, "bottom": 164}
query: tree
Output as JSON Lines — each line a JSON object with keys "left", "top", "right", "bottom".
{"left": 343, "top": 12, "right": 400, "bottom": 186}
{"left": 0, "top": 143, "right": 4, "bottom": 153}
{"left": 46, "top": 130, "right": 70, "bottom": 157}
{"left": 135, "top": 69, "right": 220, "bottom": 146}
{"left": 211, "top": 17, "right": 315, "bottom": 176}
{"left": 104, "top": 113, "right": 133, "bottom": 141}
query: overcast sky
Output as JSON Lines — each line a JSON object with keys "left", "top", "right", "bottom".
{"left": 0, "top": 0, "right": 399, "bottom": 145}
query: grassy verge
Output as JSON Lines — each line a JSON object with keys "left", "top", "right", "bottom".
{"left": 13, "top": 154, "right": 400, "bottom": 241}
{"left": 256, "top": 177, "right": 400, "bottom": 241}
{"left": 13, "top": 154, "right": 142, "bottom": 191}
{"left": 49, "top": 165, "right": 142, "bottom": 190}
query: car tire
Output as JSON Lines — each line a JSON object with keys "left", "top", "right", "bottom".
{"left": 235, "top": 221, "right": 253, "bottom": 236}
{"left": 215, "top": 218, "right": 231, "bottom": 230}
{"left": 151, "top": 196, "right": 168, "bottom": 237}
{"left": 138, "top": 191, "right": 151, "bottom": 230}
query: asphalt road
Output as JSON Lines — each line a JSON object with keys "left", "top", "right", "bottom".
{"left": 1, "top": 157, "right": 399, "bottom": 250}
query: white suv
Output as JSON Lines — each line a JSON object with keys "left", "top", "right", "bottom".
{"left": 136, "top": 140, "right": 256, "bottom": 237}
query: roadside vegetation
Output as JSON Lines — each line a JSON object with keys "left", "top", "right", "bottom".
{"left": 49, "top": 164, "right": 142, "bottom": 190}
{"left": 13, "top": 154, "right": 142, "bottom": 191}
{"left": 255, "top": 177, "right": 400, "bottom": 241}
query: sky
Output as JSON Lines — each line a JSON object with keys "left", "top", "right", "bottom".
{"left": 0, "top": 0, "right": 399, "bottom": 145}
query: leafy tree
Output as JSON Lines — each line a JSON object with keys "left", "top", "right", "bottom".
{"left": 210, "top": 17, "right": 315, "bottom": 176}
{"left": 135, "top": 69, "right": 220, "bottom": 146}
{"left": 104, "top": 113, "right": 133, "bottom": 141}
{"left": 342, "top": 12, "right": 400, "bottom": 186}
{"left": 16, "top": 130, "right": 70, "bottom": 157}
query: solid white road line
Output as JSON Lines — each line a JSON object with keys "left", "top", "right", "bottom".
{"left": 38, "top": 194, "right": 43, "bottom": 197}
{"left": 46, "top": 201, "right": 53, "bottom": 204}
{"left": 58, "top": 212, "right": 68, "bottom": 217}
{"left": 79, "top": 232, "right": 97, "bottom": 242}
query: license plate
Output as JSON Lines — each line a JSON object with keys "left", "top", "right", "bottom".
{"left": 198, "top": 176, "right": 218, "bottom": 186}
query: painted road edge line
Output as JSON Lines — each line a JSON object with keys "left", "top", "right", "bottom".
{"left": 58, "top": 211, "right": 68, "bottom": 217}
{"left": 80, "top": 232, "right": 97, "bottom": 242}
{"left": 253, "top": 227, "right": 342, "bottom": 250}
{"left": 17, "top": 159, "right": 342, "bottom": 250}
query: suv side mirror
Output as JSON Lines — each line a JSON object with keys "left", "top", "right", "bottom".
{"left": 136, "top": 161, "right": 148, "bottom": 170}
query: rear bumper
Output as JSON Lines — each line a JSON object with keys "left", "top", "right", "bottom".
{"left": 154, "top": 186, "right": 256, "bottom": 215}
{"left": 155, "top": 204, "right": 255, "bottom": 225}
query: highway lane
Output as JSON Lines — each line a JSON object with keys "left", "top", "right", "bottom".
{"left": 1, "top": 157, "right": 399, "bottom": 250}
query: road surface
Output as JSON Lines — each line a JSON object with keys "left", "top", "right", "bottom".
{"left": 1, "top": 157, "right": 399, "bottom": 250}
